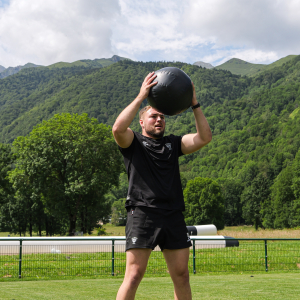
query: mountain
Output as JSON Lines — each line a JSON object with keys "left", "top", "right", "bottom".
{"left": 47, "top": 55, "right": 130, "bottom": 69}
{"left": 214, "top": 58, "right": 265, "bottom": 76}
{"left": 258, "top": 55, "right": 297, "bottom": 73}
{"left": 1, "top": 56, "right": 300, "bottom": 229}
{"left": 193, "top": 61, "right": 214, "bottom": 69}
{"left": 0, "top": 60, "right": 251, "bottom": 144}
{"left": 0, "top": 55, "right": 130, "bottom": 79}
{"left": 215, "top": 55, "right": 297, "bottom": 76}
{"left": 0, "top": 63, "right": 41, "bottom": 79}
{"left": 0, "top": 65, "right": 5, "bottom": 73}
{"left": 1, "top": 56, "right": 300, "bottom": 144}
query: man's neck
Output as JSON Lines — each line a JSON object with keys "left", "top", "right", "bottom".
{"left": 142, "top": 131, "right": 163, "bottom": 140}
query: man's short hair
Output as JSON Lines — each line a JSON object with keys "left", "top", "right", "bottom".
{"left": 139, "top": 105, "right": 152, "bottom": 120}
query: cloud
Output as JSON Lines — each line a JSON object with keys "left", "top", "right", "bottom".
{"left": 112, "top": 0, "right": 300, "bottom": 65}
{"left": 112, "top": 0, "right": 204, "bottom": 61}
{"left": 201, "top": 49, "right": 279, "bottom": 66}
{"left": 0, "top": 0, "right": 299, "bottom": 67}
{"left": 0, "top": 0, "right": 120, "bottom": 67}
{"left": 182, "top": 0, "right": 300, "bottom": 64}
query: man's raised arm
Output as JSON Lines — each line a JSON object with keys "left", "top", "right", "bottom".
{"left": 181, "top": 83, "right": 212, "bottom": 155}
{"left": 112, "top": 72, "right": 157, "bottom": 148}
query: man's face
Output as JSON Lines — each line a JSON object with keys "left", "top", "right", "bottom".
{"left": 140, "top": 108, "right": 165, "bottom": 139}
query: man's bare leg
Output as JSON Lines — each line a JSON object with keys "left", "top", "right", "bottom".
{"left": 116, "top": 248, "right": 152, "bottom": 300}
{"left": 163, "top": 248, "right": 192, "bottom": 300}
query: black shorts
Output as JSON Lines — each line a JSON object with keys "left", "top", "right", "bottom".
{"left": 125, "top": 206, "right": 192, "bottom": 251}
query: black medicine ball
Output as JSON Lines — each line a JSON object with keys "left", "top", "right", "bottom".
{"left": 147, "top": 67, "right": 193, "bottom": 116}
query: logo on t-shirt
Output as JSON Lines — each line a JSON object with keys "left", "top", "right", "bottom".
{"left": 142, "top": 141, "right": 149, "bottom": 147}
{"left": 165, "top": 143, "right": 172, "bottom": 150}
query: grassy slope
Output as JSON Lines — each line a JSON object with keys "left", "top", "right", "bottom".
{"left": 1, "top": 274, "right": 300, "bottom": 299}
{"left": 218, "top": 226, "right": 300, "bottom": 238}
{"left": 47, "top": 55, "right": 130, "bottom": 69}
{"left": 260, "top": 55, "right": 298, "bottom": 73}
{"left": 0, "top": 63, "right": 41, "bottom": 79}
{"left": 2, "top": 225, "right": 300, "bottom": 238}
{"left": 214, "top": 58, "right": 265, "bottom": 76}
{"left": 215, "top": 55, "right": 297, "bottom": 76}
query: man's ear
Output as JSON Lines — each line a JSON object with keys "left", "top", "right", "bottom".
{"left": 139, "top": 119, "right": 144, "bottom": 129}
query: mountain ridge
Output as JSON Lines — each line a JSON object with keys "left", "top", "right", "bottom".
{"left": 193, "top": 61, "right": 214, "bottom": 69}
{"left": 0, "top": 55, "right": 131, "bottom": 79}
{"left": 1, "top": 56, "right": 300, "bottom": 230}
{"left": 0, "top": 63, "right": 41, "bottom": 79}
{"left": 214, "top": 55, "right": 297, "bottom": 76}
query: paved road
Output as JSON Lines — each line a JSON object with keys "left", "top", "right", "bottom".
{"left": 0, "top": 236, "right": 228, "bottom": 254}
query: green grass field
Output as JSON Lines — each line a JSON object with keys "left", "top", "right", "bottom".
{"left": 1, "top": 227, "right": 300, "bottom": 282}
{"left": 1, "top": 240, "right": 300, "bottom": 280}
{"left": 1, "top": 273, "right": 300, "bottom": 299}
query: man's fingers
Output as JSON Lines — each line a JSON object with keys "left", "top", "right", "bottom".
{"left": 149, "top": 81, "right": 157, "bottom": 87}
{"left": 145, "top": 72, "right": 155, "bottom": 80}
{"left": 147, "top": 74, "right": 157, "bottom": 84}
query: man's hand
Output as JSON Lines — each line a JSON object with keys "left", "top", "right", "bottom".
{"left": 112, "top": 72, "right": 157, "bottom": 149}
{"left": 137, "top": 72, "right": 157, "bottom": 100}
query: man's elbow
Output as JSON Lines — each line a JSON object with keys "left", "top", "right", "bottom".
{"left": 198, "top": 133, "right": 212, "bottom": 149}
{"left": 206, "top": 132, "right": 212, "bottom": 144}
{"left": 112, "top": 123, "right": 123, "bottom": 137}
{"left": 200, "top": 131, "right": 212, "bottom": 145}
{"left": 112, "top": 124, "right": 117, "bottom": 135}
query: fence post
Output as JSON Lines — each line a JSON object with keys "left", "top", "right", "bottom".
{"left": 264, "top": 239, "right": 268, "bottom": 272}
{"left": 18, "top": 239, "right": 22, "bottom": 278}
{"left": 112, "top": 239, "right": 115, "bottom": 276}
{"left": 193, "top": 240, "right": 196, "bottom": 274}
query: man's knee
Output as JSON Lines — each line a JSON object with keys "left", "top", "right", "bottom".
{"left": 126, "top": 268, "right": 145, "bottom": 288}
{"left": 173, "top": 268, "right": 190, "bottom": 284}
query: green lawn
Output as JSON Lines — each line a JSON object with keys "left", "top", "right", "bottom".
{"left": 1, "top": 273, "right": 300, "bottom": 299}
{"left": 1, "top": 240, "right": 300, "bottom": 280}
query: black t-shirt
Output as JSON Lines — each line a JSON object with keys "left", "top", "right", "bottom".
{"left": 119, "top": 131, "right": 185, "bottom": 211}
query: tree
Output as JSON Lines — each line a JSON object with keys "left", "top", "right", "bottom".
{"left": 216, "top": 178, "right": 244, "bottom": 226}
{"left": 8, "top": 168, "right": 62, "bottom": 236}
{"left": 0, "top": 143, "right": 14, "bottom": 232}
{"left": 270, "top": 165, "right": 295, "bottom": 229}
{"left": 0, "top": 143, "right": 13, "bottom": 203}
{"left": 105, "top": 173, "right": 128, "bottom": 203}
{"left": 241, "top": 172, "right": 271, "bottom": 230}
{"left": 13, "top": 113, "right": 123, "bottom": 235}
{"left": 292, "top": 150, "right": 300, "bottom": 200}
{"left": 111, "top": 198, "right": 127, "bottom": 226}
{"left": 290, "top": 150, "right": 300, "bottom": 227}
{"left": 184, "top": 177, "right": 224, "bottom": 229}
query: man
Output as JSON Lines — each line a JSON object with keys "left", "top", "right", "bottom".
{"left": 113, "top": 72, "right": 212, "bottom": 300}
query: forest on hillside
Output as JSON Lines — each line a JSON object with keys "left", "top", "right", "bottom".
{"left": 1, "top": 57, "right": 300, "bottom": 234}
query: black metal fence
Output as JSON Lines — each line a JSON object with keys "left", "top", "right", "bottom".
{"left": 0, "top": 237, "right": 300, "bottom": 279}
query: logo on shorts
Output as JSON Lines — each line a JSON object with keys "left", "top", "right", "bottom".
{"left": 132, "top": 237, "right": 138, "bottom": 245}
{"left": 165, "top": 143, "right": 172, "bottom": 150}
{"left": 187, "top": 233, "right": 191, "bottom": 242}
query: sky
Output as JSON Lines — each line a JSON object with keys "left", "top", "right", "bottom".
{"left": 0, "top": 0, "right": 300, "bottom": 68}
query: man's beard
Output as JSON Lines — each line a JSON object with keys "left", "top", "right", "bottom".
{"left": 145, "top": 127, "right": 165, "bottom": 139}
